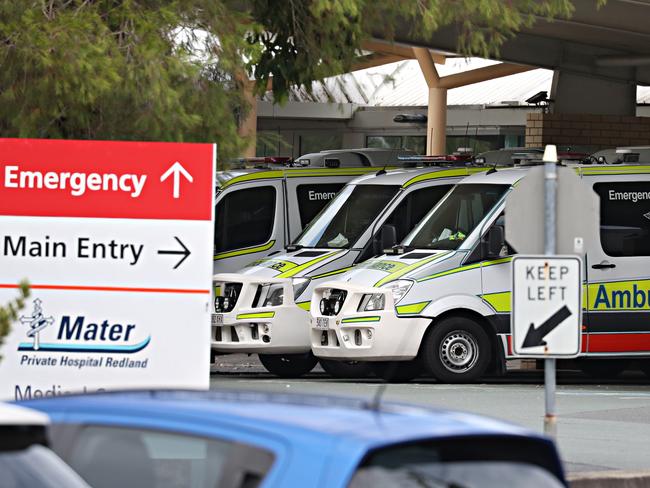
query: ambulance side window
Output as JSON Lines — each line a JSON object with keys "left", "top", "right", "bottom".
{"left": 594, "top": 182, "right": 650, "bottom": 257}
{"left": 296, "top": 183, "right": 346, "bottom": 228}
{"left": 214, "top": 186, "right": 276, "bottom": 253}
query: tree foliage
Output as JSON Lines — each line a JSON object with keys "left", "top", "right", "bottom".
{"left": 0, "top": 1, "right": 591, "bottom": 156}
{"left": 247, "top": 0, "right": 580, "bottom": 101}
{"left": 0, "top": 282, "right": 30, "bottom": 362}
{"left": 0, "top": 1, "right": 253, "bottom": 158}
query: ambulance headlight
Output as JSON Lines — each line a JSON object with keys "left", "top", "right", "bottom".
{"left": 381, "top": 280, "right": 414, "bottom": 305}
{"left": 292, "top": 277, "right": 311, "bottom": 299}
{"left": 358, "top": 293, "right": 385, "bottom": 312}
{"left": 261, "top": 283, "right": 284, "bottom": 307}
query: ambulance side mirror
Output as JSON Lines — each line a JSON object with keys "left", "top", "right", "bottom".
{"left": 374, "top": 224, "right": 397, "bottom": 255}
{"left": 484, "top": 225, "right": 505, "bottom": 259}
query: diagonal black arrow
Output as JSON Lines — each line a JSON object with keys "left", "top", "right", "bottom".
{"left": 522, "top": 305, "right": 572, "bottom": 348}
{"left": 157, "top": 236, "right": 190, "bottom": 269}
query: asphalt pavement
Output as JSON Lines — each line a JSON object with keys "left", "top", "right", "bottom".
{"left": 210, "top": 354, "right": 650, "bottom": 474}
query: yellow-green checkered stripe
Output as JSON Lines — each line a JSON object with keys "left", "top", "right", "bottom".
{"left": 402, "top": 167, "right": 487, "bottom": 188}
{"left": 276, "top": 250, "right": 343, "bottom": 278}
{"left": 296, "top": 301, "right": 311, "bottom": 311}
{"left": 341, "top": 316, "right": 381, "bottom": 323}
{"left": 395, "top": 301, "right": 431, "bottom": 315}
{"left": 480, "top": 291, "right": 511, "bottom": 313}
{"left": 417, "top": 256, "right": 512, "bottom": 282}
{"left": 221, "top": 167, "right": 386, "bottom": 189}
{"left": 578, "top": 165, "right": 650, "bottom": 176}
{"left": 311, "top": 266, "right": 354, "bottom": 280}
{"left": 587, "top": 279, "right": 650, "bottom": 310}
{"left": 214, "top": 241, "right": 276, "bottom": 261}
{"left": 236, "top": 312, "right": 275, "bottom": 320}
{"left": 375, "top": 252, "right": 451, "bottom": 287}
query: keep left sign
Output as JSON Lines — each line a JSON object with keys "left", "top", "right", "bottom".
{"left": 0, "top": 138, "right": 215, "bottom": 400}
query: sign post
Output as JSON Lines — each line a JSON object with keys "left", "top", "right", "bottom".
{"left": 508, "top": 145, "right": 585, "bottom": 437}
{"left": 511, "top": 255, "right": 582, "bottom": 435}
{"left": 543, "top": 146, "right": 559, "bottom": 436}
{"left": 0, "top": 138, "right": 216, "bottom": 400}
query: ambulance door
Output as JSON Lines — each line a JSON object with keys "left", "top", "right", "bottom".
{"left": 213, "top": 180, "right": 285, "bottom": 274}
{"left": 284, "top": 176, "right": 353, "bottom": 241}
{"left": 477, "top": 209, "right": 514, "bottom": 351}
{"left": 586, "top": 175, "right": 650, "bottom": 355}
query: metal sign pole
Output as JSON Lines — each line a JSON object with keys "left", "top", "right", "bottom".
{"left": 543, "top": 146, "right": 558, "bottom": 437}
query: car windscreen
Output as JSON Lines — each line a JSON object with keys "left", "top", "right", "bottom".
{"left": 0, "top": 445, "right": 90, "bottom": 488}
{"left": 404, "top": 184, "right": 509, "bottom": 250}
{"left": 348, "top": 435, "right": 565, "bottom": 488}
{"left": 294, "top": 185, "right": 400, "bottom": 249}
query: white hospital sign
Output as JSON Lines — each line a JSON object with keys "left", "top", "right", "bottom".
{"left": 0, "top": 138, "right": 215, "bottom": 400}
{"left": 512, "top": 255, "right": 582, "bottom": 358}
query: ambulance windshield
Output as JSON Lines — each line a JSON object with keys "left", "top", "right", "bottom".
{"left": 294, "top": 184, "right": 399, "bottom": 249}
{"left": 404, "top": 184, "right": 509, "bottom": 250}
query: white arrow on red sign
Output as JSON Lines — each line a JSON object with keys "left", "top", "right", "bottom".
{"left": 160, "top": 161, "right": 193, "bottom": 199}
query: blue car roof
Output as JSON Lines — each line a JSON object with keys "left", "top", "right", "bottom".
{"left": 20, "top": 389, "right": 563, "bottom": 487}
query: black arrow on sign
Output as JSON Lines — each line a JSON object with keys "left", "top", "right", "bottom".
{"left": 157, "top": 236, "right": 190, "bottom": 269}
{"left": 521, "top": 305, "right": 572, "bottom": 348}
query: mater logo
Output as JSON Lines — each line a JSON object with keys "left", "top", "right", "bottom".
{"left": 18, "top": 298, "right": 150, "bottom": 354}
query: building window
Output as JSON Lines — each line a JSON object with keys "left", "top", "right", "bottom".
{"left": 299, "top": 133, "right": 343, "bottom": 156}
{"left": 367, "top": 136, "right": 425, "bottom": 154}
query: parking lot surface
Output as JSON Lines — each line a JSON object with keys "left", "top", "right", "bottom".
{"left": 211, "top": 354, "right": 650, "bottom": 473}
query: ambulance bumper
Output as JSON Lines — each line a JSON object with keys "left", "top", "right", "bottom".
{"left": 211, "top": 274, "right": 310, "bottom": 355}
{"left": 310, "top": 282, "right": 430, "bottom": 361}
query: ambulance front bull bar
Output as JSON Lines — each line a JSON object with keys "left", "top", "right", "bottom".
{"left": 310, "top": 281, "right": 430, "bottom": 361}
{"left": 211, "top": 273, "right": 311, "bottom": 354}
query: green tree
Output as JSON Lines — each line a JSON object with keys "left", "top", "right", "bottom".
{"left": 0, "top": 282, "right": 30, "bottom": 361}
{"left": 0, "top": 1, "right": 593, "bottom": 156}
{"left": 246, "top": 0, "right": 585, "bottom": 101}
{"left": 0, "top": 1, "right": 253, "bottom": 158}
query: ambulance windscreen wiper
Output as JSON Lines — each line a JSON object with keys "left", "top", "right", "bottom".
{"left": 285, "top": 244, "right": 304, "bottom": 252}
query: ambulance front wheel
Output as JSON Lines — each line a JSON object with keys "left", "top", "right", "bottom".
{"left": 258, "top": 352, "right": 318, "bottom": 378}
{"left": 420, "top": 316, "right": 491, "bottom": 383}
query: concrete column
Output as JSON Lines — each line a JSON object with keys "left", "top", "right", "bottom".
{"left": 427, "top": 87, "right": 447, "bottom": 155}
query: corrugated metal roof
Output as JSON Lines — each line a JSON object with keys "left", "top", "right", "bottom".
{"left": 275, "top": 57, "right": 649, "bottom": 107}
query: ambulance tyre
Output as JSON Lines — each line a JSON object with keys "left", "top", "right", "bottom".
{"left": 371, "top": 360, "right": 421, "bottom": 383}
{"left": 258, "top": 353, "right": 318, "bottom": 378}
{"left": 319, "top": 359, "right": 372, "bottom": 379}
{"left": 579, "top": 359, "right": 628, "bottom": 379}
{"left": 420, "top": 317, "right": 491, "bottom": 383}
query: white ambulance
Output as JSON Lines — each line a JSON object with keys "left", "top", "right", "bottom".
{"left": 214, "top": 166, "right": 385, "bottom": 273}
{"left": 212, "top": 167, "right": 487, "bottom": 377}
{"left": 310, "top": 164, "right": 650, "bottom": 382}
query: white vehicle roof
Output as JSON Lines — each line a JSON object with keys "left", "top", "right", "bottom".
{"left": 350, "top": 166, "right": 485, "bottom": 187}
{"left": 0, "top": 403, "right": 48, "bottom": 426}
{"left": 458, "top": 166, "right": 528, "bottom": 186}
